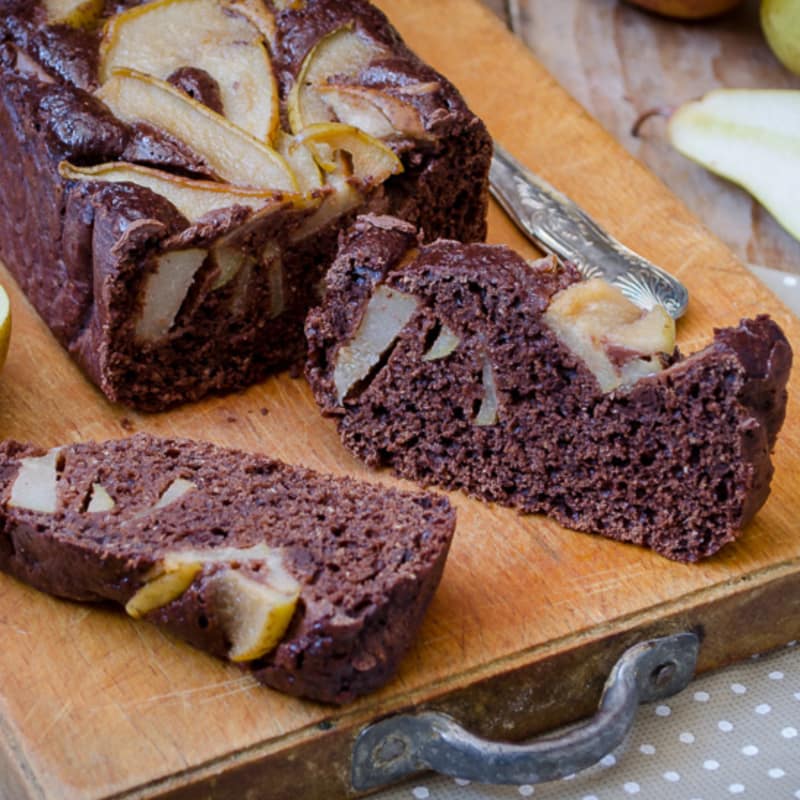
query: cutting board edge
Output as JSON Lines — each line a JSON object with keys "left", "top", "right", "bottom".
{"left": 19, "top": 556, "right": 795, "bottom": 800}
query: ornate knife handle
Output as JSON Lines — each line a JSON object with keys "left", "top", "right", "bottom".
{"left": 352, "top": 632, "right": 699, "bottom": 791}
{"left": 489, "top": 144, "right": 689, "bottom": 320}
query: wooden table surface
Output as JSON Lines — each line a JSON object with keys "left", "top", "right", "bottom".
{"left": 481, "top": 0, "right": 800, "bottom": 276}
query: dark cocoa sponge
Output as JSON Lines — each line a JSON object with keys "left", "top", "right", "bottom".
{"left": 306, "top": 215, "right": 792, "bottom": 562}
{"left": 0, "top": 433, "right": 455, "bottom": 704}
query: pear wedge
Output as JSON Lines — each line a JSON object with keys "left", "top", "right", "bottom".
{"left": 8, "top": 448, "right": 63, "bottom": 514}
{"left": 125, "top": 559, "right": 203, "bottom": 619}
{"left": 136, "top": 249, "right": 208, "bottom": 342}
{"left": 317, "top": 84, "right": 429, "bottom": 140}
{"left": 668, "top": 89, "right": 800, "bottom": 241}
{"left": 45, "top": 0, "right": 104, "bottom": 27}
{"left": 59, "top": 162, "right": 296, "bottom": 223}
{"left": 96, "top": 70, "right": 296, "bottom": 191}
{"left": 288, "top": 25, "right": 387, "bottom": 134}
{"left": 761, "top": 0, "right": 800, "bottom": 74}
{"left": 210, "top": 568, "right": 300, "bottom": 662}
{"left": 275, "top": 132, "right": 324, "bottom": 193}
{"left": 297, "top": 122, "right": 403, "bottom": 185}
{"left": 100, "top": 0, "right": 278, "bottom": 142}
{"left": 333, "top": 285, "right": 418, "bottom": 403}
{"left": 125, "top": 543, "right": 300, "bottom": 661}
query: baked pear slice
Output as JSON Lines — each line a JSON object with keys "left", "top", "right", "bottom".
{"left": 288, "top": 25, "right": 387, "bottom": 134}
{"left": 125, "top": 544, "right": 301, "bottom": 662}
{"left": 96, "top": 70, "right": 296, "bottom": 192}
{"left": 297, "top": 122, "right": 403, "bottom": 185}
{"left": 317, "top": 83, "right": 430, "bottom": 141}
{"left": 99, "top": 0, "right": 279, "bottom": 142}
{"left": 287, "top": 125, "right": 402, "bottom": 242}
{"left": 58, "top": 161, "right": 301, "bottom": 223}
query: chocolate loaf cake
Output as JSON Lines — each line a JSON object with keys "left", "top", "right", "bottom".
{"left": 0, "top": 432, "right": 455, "bottom": 703}
{"left": 0, "top": 0, "right": 490, "bottom": 410}
{"left": 306, "top": 215, "right": 792, "bottom": 562}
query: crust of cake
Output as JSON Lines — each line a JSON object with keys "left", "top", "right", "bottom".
{"left": 306, "top": 215, "right": 793, "bottom": 562}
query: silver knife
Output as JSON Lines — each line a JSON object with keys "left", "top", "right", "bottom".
{"left": 489, "top": 143, "right": 689, "bottom": 319}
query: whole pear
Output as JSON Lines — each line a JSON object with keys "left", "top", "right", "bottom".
{"left": 762, "top": 0, "right": 800, "bottom": 74}
{"left": 623, "top": 0, "right": 743, "bottom": 18}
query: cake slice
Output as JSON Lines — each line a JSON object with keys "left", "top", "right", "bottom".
{"left": 0, "top": 432, "right": 455, "bottom": 703}
{"left": 306, "top": 215, "right": 792, "bottom": 562}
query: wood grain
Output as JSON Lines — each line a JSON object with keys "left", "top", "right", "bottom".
{"left": 0, "top": 2, "right": 799, "bottom": 798}
{"left": 483, "top": 0, "right": 800, "bottom": 274}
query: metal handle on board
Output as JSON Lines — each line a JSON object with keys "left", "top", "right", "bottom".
{"left": 351, "top": 632, "right": 699, "bottom": 791}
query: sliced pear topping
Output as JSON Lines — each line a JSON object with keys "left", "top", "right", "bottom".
{"left": 316, "top": 86, "right": 395, "bottom": 140}
{"left": 276, "top": 132, "right": 324, "bottom": 193}
{"left": 474, "top": 357, "right": 500, "bottom": 426}
{"left": 96, "top": 70, "right": 296, "bottom": 191}
{"left": 333, "top": 285, "right": 418, "bottom": 403}
{"left": 297, "top": 123, "right": 403, "bottom": 185}
{"left": 210, "top": 568, "right": 300, "bottom": 662}
{"left": 86, "top": 483, "right": 115, "bottom": 513}
{"left": 423, "top": 325, "right": 461, "bottom": 362}
{"left": 8, "top": 448, "right": 63, "bottom": 514}
{"left": 59, "top": 162, "right": 294, "bottom": 224}
{"left": 45, "top": 0, "right": 104, "bottom": 28}
{"left": 136, "top": 249, "right": 207, "bottom": 342}
{"left": 317, "top": 84, "right": 429, "bottom": 140}
{"left": 100, "top": 0, "right": 278, "bottom": 141}
{"left": 289, "top": 170, "right": 362, "bottom": 243}
{"left": 221, "top": 0, "right": 278, "bottom": 49}
{"left": 288, "top": 25, "right": 387, "bottom": 134}
{"left": 543, "top": 278, "right": 676, "bottom": 393}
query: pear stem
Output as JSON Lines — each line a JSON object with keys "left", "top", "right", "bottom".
{"left": 631, "top": 105, "right": 676, "bottom": 138}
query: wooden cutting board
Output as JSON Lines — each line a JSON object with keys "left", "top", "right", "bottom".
{"left": 1, "top": 2, "right": 799, "bottom": 799}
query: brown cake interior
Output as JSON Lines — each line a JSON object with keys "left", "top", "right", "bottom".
{"left": 0, "top": 433, "right": 456, "bottom": 703}
{"left": 306, "top": 216, "right": 792, "bottom": 562}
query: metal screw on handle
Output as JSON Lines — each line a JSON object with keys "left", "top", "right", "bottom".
{"left": 351, "top": 632, "right": 700, "bottom": 791}
{"left": 489, "top": 144, "right": 690, "bottom": 320}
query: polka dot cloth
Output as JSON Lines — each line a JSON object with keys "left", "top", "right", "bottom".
{"left": 372, "top": 642, "right": 799, "bottom": 800}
